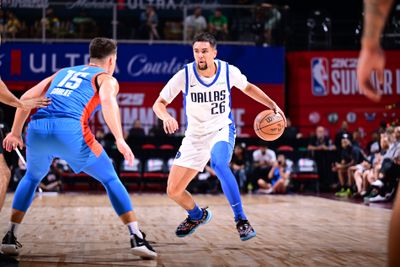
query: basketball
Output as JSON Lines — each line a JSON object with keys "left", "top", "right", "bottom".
{"left": 254, "top": 110, "right": 286, "bottom": 141}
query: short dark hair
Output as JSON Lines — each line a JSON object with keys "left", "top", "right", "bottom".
{"left": 89, "top": 37, "right": 117, "bottom": 60}
{"left": 192, "top": 32, "right": 217, "bottom": 48}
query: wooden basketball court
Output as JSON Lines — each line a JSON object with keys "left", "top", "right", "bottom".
{"left": 0, "top": 193, "right": 389, "bottom": 266}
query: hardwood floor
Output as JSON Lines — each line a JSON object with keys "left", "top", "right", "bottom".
{"left": 0, "top": 193, "right": 390, "bottom": 267}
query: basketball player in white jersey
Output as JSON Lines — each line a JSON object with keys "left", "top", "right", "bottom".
{"left": 153, "top": 32, "right": 284, "bottom": 240}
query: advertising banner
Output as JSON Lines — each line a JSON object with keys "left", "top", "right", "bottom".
{"left": 0, "top": 43, "right": 285, "bottom": 137}
{"left": 287, "top": 51, "right": 400, "bottom": 138}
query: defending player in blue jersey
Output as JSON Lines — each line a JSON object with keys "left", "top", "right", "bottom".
{"left": 153, "top": 32, "right": 285, "bottom": 241}
{"left": 1, "top": 38, "right": 156, "bottom": 259}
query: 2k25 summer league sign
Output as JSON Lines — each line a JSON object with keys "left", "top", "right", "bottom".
{"left": 287, "top": 51, "right": 400, "bottom": 136}
{"left": 0, "top": 43, "right": 285, "bottom": 136}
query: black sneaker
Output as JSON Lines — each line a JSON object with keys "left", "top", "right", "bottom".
{"left": 1, "top": 231, "right": 22, "bottom": 256}
{"left": 130, "top": 231, "right": 157, "bottom": 260}
{"left": 176, "top": 207, "right": 213, "bottom": 237}
{"left": 236, "top": 219, "right": 256, "bottom": 241}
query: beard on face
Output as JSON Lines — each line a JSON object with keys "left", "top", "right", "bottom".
{"left": 197, "top": 62, "right": 208, "bottom": 70}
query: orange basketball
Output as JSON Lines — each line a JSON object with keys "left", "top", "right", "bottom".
{"left": 254, "top": 110, "right": 286, "bottom": 141}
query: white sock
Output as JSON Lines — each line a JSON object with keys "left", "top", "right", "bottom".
{"left": 8, "top": 222, "right": 20, "bottom": 236}
{"left": 127, "top": 221, "right": 143, "bottom": 239}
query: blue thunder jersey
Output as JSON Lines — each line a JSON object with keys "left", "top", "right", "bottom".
{"left": 31, "top": 65, "right": 106, "bottom": 157}
{"left": 32, "top": 65, "right": 106, "bottom": 123}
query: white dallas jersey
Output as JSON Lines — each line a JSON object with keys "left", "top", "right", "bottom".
{"left": 160, "top": 59, "right": 248, "bottom": 136}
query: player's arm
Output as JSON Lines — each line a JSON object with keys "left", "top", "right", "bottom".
{"left": 152, "top": 70, "right": 183, "bottom": 134}
{"left": 153, "top": 96, "right": 179, "bottom": 134}
{"left": 363, "top": 0, "right": 393, "bottom": 46}
{"left": 98, "top": 74, "right": 134, "bottom": 166}
{"left": 357, "top": 0, "right": 393, "bottom": 102}
{"left": 0, "top": 79, "right": 51, "bottom": 110}
{"left": 3, "top": 75, "right": 54, "bottom": 152}
{"left": 0, "top": 79, "right": 23, "bottom": 108}
{"left": 242, "top": 83, "right": 285, "bottom": 119}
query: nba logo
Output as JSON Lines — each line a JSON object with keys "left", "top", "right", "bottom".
{"left": 311, "top": 58, "right": 329, "bottom": 96}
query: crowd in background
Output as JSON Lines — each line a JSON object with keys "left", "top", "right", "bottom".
{"left": 2, "top": 105, "right": 398, "bottom": 204}
{"left": 1, "top": 2, "right": 399, "bottom": 49}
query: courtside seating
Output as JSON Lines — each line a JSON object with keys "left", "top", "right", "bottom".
{"left": 142, "top": 158, "right": 167, "bottom": 191}
{"left": 120, "top": 158, "right": 142, "bottom": 191}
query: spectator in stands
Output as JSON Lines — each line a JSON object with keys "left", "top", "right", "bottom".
{"left": 367, "top": 126, "right": 400, "bottom": 202}
{"left": 349, "top": 159, "right": 373, "bottom": 198}
{"left": 334, "top": 121, "right": 352, "bottom": 151}
{"left": 258, "top": 154, "right": 291, "bottom": 194}
{"left": 42, "top": 8, "right": 60, "bottom": 38}
{"left": 357, "top": 148, "right": 383, "bottom": 197}
{"left": 0, "top": 10, "right": 5, "bottom": 39}
{"left": 208, "top": 8, "right": 228, "bottom": 40}
{"left": 188, "top": 162, "right": 219, "bottom": 194}
{"left": 95, "top": 128, "right": 106, "bottom": 147}
{"left": 249, "top": 141, "right": 276, "bottom": 192}
{"left": 308, "top": 126, "right": 335, "bottom": 152}
{"left": 230, "top": 144, "right": 247, "bottom": 192}
{"left": 39, "top": 159, "right": 63, "bottom": 192}
{"left": 334, "top": 134, "right": 366, "bottom": 197}
{"left": 10, "top": 158, "right": 26, "bottom": 191}
{"left": 263, "top": 5, "right": 282, "bottom": 46}
{"left": 366, "top": 132, "right": 381, "bottom": 156}
{"left": 72, "top": 11, "right": 96, "bottom": 38}
{"left": 140, "top": 5, "right": 160, "bottom": 41}
{"left": 185, "top": 7, "right": 207, "bottom": 41}
{"left": 5, "top": 11, "right": 21, "bottom": 39}
{"left": 308, "top": 125, "right": 336, "bottom": 191}
{"left": 128, "top": 119, "right": 145, "bottom": 137}
{"left": 252, "top": 5, "right": 267, "bottom": 46}
{"left": 149, "top": 119, "right": 167, "bottom": 137}
{"left": 281, "top": 117, "right": 302, "bottom": 140}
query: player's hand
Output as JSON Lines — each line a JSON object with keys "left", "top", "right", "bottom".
{"left": 3, "top": 133, "right": 24, "bottom": 152}
{"left": 116, "top": 138, "right": 135, "bottom": 167}
{"left": 357, "top": 46, "right": 384, "bottom": 102}
{"left": 163, "top": 116, "right": 179, "bottom": 134}
{"left": 19, "top": 97, "right": 51, "bottom": 110}
{"left": 271, "top": 104, "right": 287, "bottom": 127}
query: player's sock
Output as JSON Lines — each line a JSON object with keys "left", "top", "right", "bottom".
{"left": 211, "top": 141, "right": 247, "bottom": 221}
{"left": 127, "top": 221, "right": 143, "bottom": 239}
{"left": 187, "top": 204, "right": 203, "bottom": 220}
{"left": 8, "top": 222, "right": 19, "bottom": 236}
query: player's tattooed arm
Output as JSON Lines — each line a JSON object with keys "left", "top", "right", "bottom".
{"left": 357, "top": 0, "right": 393, "bottom": 102}
{"left": 362, "top": 0, "right": 393, "bottom": 46}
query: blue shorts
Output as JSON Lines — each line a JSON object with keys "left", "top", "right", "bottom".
{"left": 26, "top": 118, "right": 102, "bottom": 173}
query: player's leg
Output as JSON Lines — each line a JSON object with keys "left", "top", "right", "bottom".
{"left": 81, "top": 151, "right": 156, "bottom": 259}
{"left": 1, "top": 131, "right": 53, "bottom": 256}
{"left": 167, "top": 165, "right": 198, "bottom": 210}
{"left": 167, "top": 164, "right": 212, "bottom": 237}
{"left": 389, "top": 183, "right": 400, "bottom": 267}
{"left": 0, "top": 154, "right": 11, "bottom": 212}
{"left": 210, "top": 141, "right": 256, "bottom": 241}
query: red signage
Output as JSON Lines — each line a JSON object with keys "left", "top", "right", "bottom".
{"left": 92, "top": 82, "right": 284, "bottom": 137}
{"left": 287, "top": 51, "right": 400, "bottom": 138}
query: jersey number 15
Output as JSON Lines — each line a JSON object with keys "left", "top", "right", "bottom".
{"left": 57, "top": 70, "right": 90, "bottom": 90}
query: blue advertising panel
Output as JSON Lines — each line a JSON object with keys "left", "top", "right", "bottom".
{"left": 0, "top": 43, "right": 284, "bottom": 84}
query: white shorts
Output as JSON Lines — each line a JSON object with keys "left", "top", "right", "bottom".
{"left": 173, "top": 124, "right": 235, "bottom": 172}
